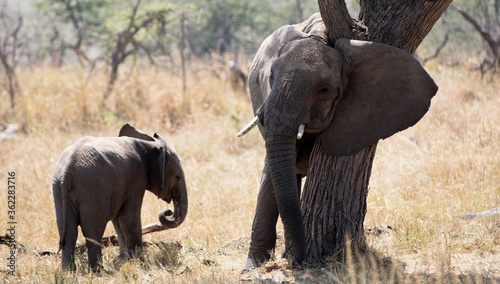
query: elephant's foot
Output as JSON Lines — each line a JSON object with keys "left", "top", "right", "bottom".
{"left": 112, "top": 252, "right": 132, "bottom": 270}
{"left": 241, "top": 257, "right": 256, "bottom": 272}
{"left": 241, "top": 250, "right": 273, "bottom": 273}
{"left": 116, "top": 252, "right": 132, "bottom": 261}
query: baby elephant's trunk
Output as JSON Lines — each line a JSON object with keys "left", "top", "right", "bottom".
{"left": 159, "top": 197, "right": 188, "bottom": 228}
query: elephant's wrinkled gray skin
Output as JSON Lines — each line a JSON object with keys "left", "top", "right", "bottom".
{"left": 52, "top": 123, "right": 188, "bottom": 271}
{"left": 241, "top": 13, "right": 437, "bottom": 270}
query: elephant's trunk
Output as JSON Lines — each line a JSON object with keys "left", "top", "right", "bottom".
{"left": 266, "top": 133, "right": 306, "bottom": 263}
{"left": 159, "top": 182, "right": 188, "bottom": 228}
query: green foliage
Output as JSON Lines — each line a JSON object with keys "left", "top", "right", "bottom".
{"left": 36, "top": 0, "right": 108, "bottom": 32}
{"left": 32, "top": 0, "right": 318, "bottom": 58}
{"left": 185, "top": 0, "right": 264, "bottom": 54}
{"left": 15, "top": 0, "right": 500, "bottom": 66}
{"left": 181, "top": 0, "right": 320, "bottom": 55}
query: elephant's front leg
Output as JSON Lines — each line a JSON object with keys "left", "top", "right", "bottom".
{"left": 244, "top": 158, "right": 279, "bottom": 271}
{"left": 283, "top": 174, "right": 305, "bottom": 259}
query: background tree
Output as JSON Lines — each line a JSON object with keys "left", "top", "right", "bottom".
{"left": 454, "top": 0, "right": 500, "bottom": 74}
{"left": 415, "top": 0, "right": 500, "bottom": 76}
{"left": 289, "top": 0, "right": 454, "bottom": 263}
{"left": 99, "top": 0, "right": 171, "bottom": 99}
{"left": 184, "top": 0, "right": 263, "bottom": 55}
{"left": 0, "top": 3, "right": 25, "bottom": 109}
{"left": 36, "top": 0, "right": 108, "bottom": 65}
{"left": 4, "top": 0, "right": 496, "bottom": 116}
{"left": 37, "top": 0, "right": 172, "bottom": 101}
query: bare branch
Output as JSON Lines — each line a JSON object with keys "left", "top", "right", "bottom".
{"left": 422, "top": 33, "right": 449, "bottom": 64}
{"left": 76, "top": 223, "right": 168, "bottom": 249}
{"left": 455, "top": 5, "right": 499, "bottom": 60}
{"left": 134, "top": 40, "right": 155, "bottom": 65}
{"left": 127, "top": 0, "right": 142, "bottom": 33}
{"left": 103, "top": 1, "right": 170, "bottom": 100}
{"left": 1, "top": 223, "right": 169, "bottom": 255}
{"left": 0, "top": 8, "right": 24, "bottom": 108}
{"left": 67, "top": 27, "right": 90, "bottom": 63}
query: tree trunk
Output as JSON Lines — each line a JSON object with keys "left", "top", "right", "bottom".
{"left": 301, "top": 135, "right": 377, "bottom": 262}
{"left": 296, "top": 0, "right": 453, "bottom": 263}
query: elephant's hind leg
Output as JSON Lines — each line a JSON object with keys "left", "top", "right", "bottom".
{"left": 83, "top": 230, "right": 106, "bottom": 272}
{"left": 60, "top": 212, "right": 79, "bottom": 271}
{"left": 80, "top": 217, "right": 107, "bottom": 272}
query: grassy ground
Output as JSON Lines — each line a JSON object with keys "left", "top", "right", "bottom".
{"left": 0, "top": 62, "right": 498, "bottom": 283}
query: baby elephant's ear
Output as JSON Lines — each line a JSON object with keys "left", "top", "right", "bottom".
{"left": 149, "top": 146, "right": 165, "bottom": 196}
{"left": 321, "top": 39, "right": 438, "bottom": 156}
{"left": 119, "top": 123, "right": 155, "bottom": 141}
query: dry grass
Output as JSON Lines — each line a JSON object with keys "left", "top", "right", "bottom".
{"left": 0, "top": 61, "right": 498, "bottom": 283}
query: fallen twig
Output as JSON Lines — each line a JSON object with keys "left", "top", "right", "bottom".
{"left": 76, "top": 222, "right": 169, "bottom": 250}
{"left": 458, "top": 207, "right": 500, "bottom": 220}
{"left": 1, "top": 222, "right": 169, "bottom": 255}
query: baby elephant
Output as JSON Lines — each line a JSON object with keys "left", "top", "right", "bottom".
{"left": 52, "top": 123, "right": 188, "bottom": 271}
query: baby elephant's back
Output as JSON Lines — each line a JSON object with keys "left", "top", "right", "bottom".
{"left": 53, "top": 136, "right": 143, "bottom": 187}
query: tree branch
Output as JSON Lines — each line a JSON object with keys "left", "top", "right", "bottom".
{"left": 318, "top": 0, "right": 355, "bottom": 42}
{"left": 0, "top": 10, "right": 23, "bottom": 108}
{"left": 455, "top": 5, "right": 499, "bottom": 59}
{"left": 62, "top": 0, "right": 81, "bottom": 31}
{"left": 1, "top": 223, "right": 169, "bottom": 255}
{"left": 134, "top": 40, "right": 155, "bottom": 65}
{"left": 422, "top": 33, "right": 449, "bottom": 64}
{"left": 359, "top": 0, "right": 453, "bottom": 53}
{"left": 128, "top": 0, "right": 142, "bottom": 32}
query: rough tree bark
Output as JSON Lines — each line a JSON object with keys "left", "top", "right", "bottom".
{"left": 295, "top": 0, "right": 453, "bottom": 263}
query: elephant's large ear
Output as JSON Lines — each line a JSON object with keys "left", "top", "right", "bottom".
{"left": 119, "top": 123, "right": 155, "bottom": 141}
{"left": 149, "top": 145, "right": 165, "bottom": 196}
{"left": 321, "top": 39, "right": 438, "bottom": 156}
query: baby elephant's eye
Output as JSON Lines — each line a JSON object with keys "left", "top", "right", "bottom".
{"left": 175, "top": 175, "right": 182, "bottom": 182}
{"left": 319, "top": 84, "right": 329, "bottom": 93}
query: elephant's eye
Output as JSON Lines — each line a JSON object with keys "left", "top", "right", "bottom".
{"left": 269, "top": 71, "right": 274, "bottom": 85}
{"left": 175, "top": 175, "right": 182, "bottom": 182}
{"left": 319, "top": 84, "right": 329, "bottom": 93}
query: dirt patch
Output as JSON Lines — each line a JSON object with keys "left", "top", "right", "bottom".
{"left": 240, "top": 252, "right": 500, "bottom": 283}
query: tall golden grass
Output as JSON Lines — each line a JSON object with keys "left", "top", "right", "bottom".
{"left": 0, "top": 61, "right": 498, "bottom": 283}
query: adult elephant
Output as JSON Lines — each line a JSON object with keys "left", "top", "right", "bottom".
{"left": 238, "top": 13, "right": 438, "bottom": 269}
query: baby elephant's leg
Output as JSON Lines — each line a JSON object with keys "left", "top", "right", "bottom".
{"left": 81, "top": 217, "right": 107, "bottom": 272}
{"left": 117, "top": 203, "right": 143, "bottom": 258}
{"left": 112, "top": 218, "right": 126, "bottom": 257}
{"left": 60, "top": 213, "right": 79, "bottom": 271}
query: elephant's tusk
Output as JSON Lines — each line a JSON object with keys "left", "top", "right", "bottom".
{"left": 237, "top": 116, "right": 259, "bottom": 137}
{"left": 297, "top": 124, "right": 305, "bottom": 139}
